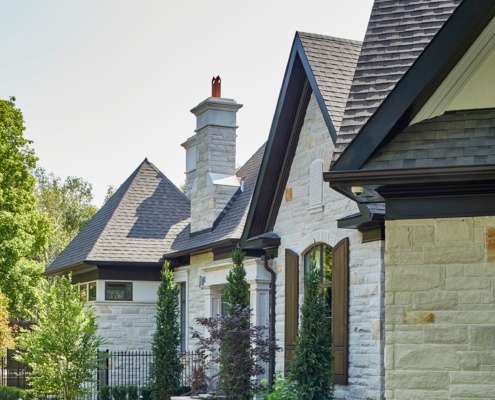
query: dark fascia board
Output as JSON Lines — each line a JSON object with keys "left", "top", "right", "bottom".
{"left": 164, "top": 238, "right": 240, "bottom": 264}
{"left": 325, "top": 165, "right": 495, "bottom": 204}
{"left": 43, "top": 261, "right": 90, "bottom": 277}
{"left": 337, "top": 203, "right": 384, "bottom": 232}
{"left": 91, "top": 261, "right": 163, "bottom": 268}
{"left": 242, "top": 32, "right": 335, "bottom": 243}
{"left": 331, "top": 1, "right": 495, "bottom": 172}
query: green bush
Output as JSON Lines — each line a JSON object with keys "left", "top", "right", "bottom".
{"left": 112, "top": 385, "right": 128, "bottom": 400}
{"left": 0, "top": 386, "right": 31, "bottom": 400}
{"left": 128, "top": 385, "right": 138, "bottom": 400}
{"left": 266, "top": 372, "right": 295, "bottom": 400}
{"left": 140, "top": 386, "right": 152, "bottom": 400}
{"left": 99, "top": 385, "right": 112, "bottom": 400}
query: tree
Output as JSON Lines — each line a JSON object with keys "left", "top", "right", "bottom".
{"left": 34, "top": 168, "right": 98, "bottom": 266}
{"left": 0, "top": 292, "right": 15, "bottom": 355}
{"left": 149, "top": 262, "right": 182, "bottom": 400}
{"left": 0, "top": 98, "right": 47, "bottom": 320}
{"left": 16, "top": 275, "right": 101, "bottom": 400}
{"left": 289, "top": 259, "right": 333, "bottom": 400}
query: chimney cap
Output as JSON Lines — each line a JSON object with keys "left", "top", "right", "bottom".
{"left": 212, "top": 76, "right": 221, "bottom": 98}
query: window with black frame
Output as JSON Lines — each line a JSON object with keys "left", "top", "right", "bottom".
{"left": 105, "top": 282, "right": 132, "bottom": 301}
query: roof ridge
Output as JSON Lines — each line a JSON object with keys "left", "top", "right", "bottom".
{"left": 145, "top": 158, "right": 190, "bottom": 204}
{"left": 297, "top": 31, "right": 362, "bottom": 46}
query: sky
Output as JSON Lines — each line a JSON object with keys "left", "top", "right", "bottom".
{"left": 1, "top": 0, "right": 374, "bottom": 206}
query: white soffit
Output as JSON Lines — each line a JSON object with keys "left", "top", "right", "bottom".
{"left": 412, "top": 17, "right": 495, "bottom": 125}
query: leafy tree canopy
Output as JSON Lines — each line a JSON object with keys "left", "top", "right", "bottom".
{"left": 0, "top": 292, "right": 15, "bottom": 354}
{"left": 34, "top": 167, "right": 98, "bottom": 266}
{"left": 0, "top": 99, "right": 47, "bottom": 320}
{"left": 16, "top": 275, "right": 101, "bottom": 400}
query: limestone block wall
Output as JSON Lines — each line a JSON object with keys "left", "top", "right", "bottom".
{"left": 96, "top": 302, "right": 157, "bottom": 352}
{"left": 273, "top": 94, "right": 385, "bottom": 399}
{"left": 385, "top": 216, "right": 495, "bottom": 399}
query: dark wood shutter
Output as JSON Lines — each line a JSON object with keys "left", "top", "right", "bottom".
{"left": 332, "top": 237, "right": 349, "bottom": 385}
{"left": 284, "top": 249, "right": 299, "bottom": 373}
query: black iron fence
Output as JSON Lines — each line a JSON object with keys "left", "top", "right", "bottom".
{"left": 1, "top": 349, "right": 203, "bottom": 395}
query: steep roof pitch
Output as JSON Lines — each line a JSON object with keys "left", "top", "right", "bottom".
{"left": 46, "top": 159, "right": 190, "bottom": 273}
{"left": 242, "top": 33, "right": 362, "bottom": 241}
{"left": 165, "top": 143, "right": 265, "bottom": 258}
{"left": 333, "top": 0, "right": 462, "bottom": 162}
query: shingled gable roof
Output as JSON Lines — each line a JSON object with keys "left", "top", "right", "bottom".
{"left": 332, "top": 0, "right": 462, "bottom": 164}
{"left": 46, "top": 159, "right": 190, "bottom": 274}
{"left": 164, "top": 143, "right": 265, "bottom": 261}
{"left": 241, "top": 32, "right": 362, "bottom": 242}
{"left": 325, "top": 1, "right": 495, "bottom": 212}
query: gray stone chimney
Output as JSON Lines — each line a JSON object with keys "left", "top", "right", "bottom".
{"left": 182, "top": 77, "right": 242, "bottom": 234}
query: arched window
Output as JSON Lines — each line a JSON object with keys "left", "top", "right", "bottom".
{"left": 304, "top": 243, "right": 333, "bottom": 316}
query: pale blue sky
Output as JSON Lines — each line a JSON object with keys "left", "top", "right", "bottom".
{"left": 1, "top": 0, "right": 373, "bottom": 206}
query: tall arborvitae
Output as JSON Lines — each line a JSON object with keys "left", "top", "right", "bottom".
{"left": 289, "top": 262, "right": 333, "bottom": 400}
{"left": 149, "top": 262, "right": 182, "bottom": 400}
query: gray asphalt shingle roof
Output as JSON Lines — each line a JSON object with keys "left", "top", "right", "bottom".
{"left": 166, "top": 144, "right": 265, "bottom": 256}
{"left": 298, "top": 32, "right": 362, "bottom": 133}
{"left": 363, "top": 109, "right": 495, "bottom": 170}
{"left": 46, "top": 159, "right": 190, "bottom": 272}
{"left": 333, "top": 0, "right": 462, "bottom": 161}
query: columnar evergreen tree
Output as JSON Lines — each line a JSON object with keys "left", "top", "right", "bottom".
{"left": 289, "top": 262, "right": 333, "bottom": 400}
{"left": 16, "top": 275, "right": 101, "bottom": 400}
{"left": 149, "top": 262, "right": 182, "bottom": 400}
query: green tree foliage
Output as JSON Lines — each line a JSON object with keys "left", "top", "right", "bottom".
{"left": 289, "top": 260, "right": 333, "bottom": 400}
{"left": 223, "top": 248, "right": 250, "bottom": 312}
{"left": 34, "top": 167, "right": 98, "bottom": 266}
{"left": 0, "top": 292, "right": 15, "bottom": 354}
{"left": 149, "top": 262, "right": 182, "bottom": 400}
{"left": 0, "top": 99, "right": 47, "bottom": 320}
{"left": 16, "top": 275, "right": 101, "bottom": 400}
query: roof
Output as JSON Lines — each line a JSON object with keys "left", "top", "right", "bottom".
{"left": 46, "top": 159, "right": 190, "bottom": 273}
{"left": 363, "top": 109, "right": 495, "bottom": 170}
{"left": 243, "top": 32, "right": 362, "bottom": 240}
{"left": 333, "top": 0, "right": 462, "bottom": 162}
{"left": 165, "top": 143, "right": 266, "bottom": 258}
{"left": 298, "top": 32, "right": 362, "bottom": 134}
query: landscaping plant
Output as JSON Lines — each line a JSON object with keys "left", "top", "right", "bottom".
{"left": 149, "top": 261, "right": 182, "bottom": 400}
{"left": 192, "top": 248, "right": 277, "bottom": 400}
{"left": 15, "top": 275, "right": 101, "bottom": 400}
{"left": 289, "top": 257, "right": 333, "bottom": 400}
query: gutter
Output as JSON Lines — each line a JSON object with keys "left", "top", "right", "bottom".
{"left": 263, "top": 254, "right": 277, "bottom": 391}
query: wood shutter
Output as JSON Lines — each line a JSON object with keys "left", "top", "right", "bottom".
{"left": 284, "top": 249, "right": 299, "bottom": 373}
{"left": 332, "top": 237, "right": 349, "bottom": 385}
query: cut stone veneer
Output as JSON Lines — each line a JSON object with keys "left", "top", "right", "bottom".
{"left": 272, "top": 94, "right": 385, "bottom": 399}
{"left": 183, "top": 96, "right": 242, "bottom": 233}
{"left": 96, "top": 302, "right": 157, "bottom": 352}
{"left": 385, "top": 216, "right": 495, "bottom": 399}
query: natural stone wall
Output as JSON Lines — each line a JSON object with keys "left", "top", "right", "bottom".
{"left": 273, "top": 94, "right": 385, "bottom": 399}
{"left": 385, "top": 216, "right": 495, "bottom": 399}
{"left": 96, "top": 302, "right": 157, "bottom": 352}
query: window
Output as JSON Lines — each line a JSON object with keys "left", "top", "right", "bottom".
{"left": 299, "top": 239, "right": 349, "bottom": 385}
{"left": 105, "top": 282, "right": 132, "bottom": 301}
{"left": 304, "top": 243, "right": 333, "bottom": 317}
{"left": 78, "top": 282, "right": 97, "bottom": 302}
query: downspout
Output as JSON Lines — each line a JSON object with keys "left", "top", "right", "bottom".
{"left": 263, "top": 254, "right": 276, "bottom": 390}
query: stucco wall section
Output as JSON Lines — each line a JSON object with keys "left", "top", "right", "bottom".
{"left": 273, "top": 94, "right": 385, "bottom": 399}
{"left": 385, "top": 216, "right": 495, "bottom": 399}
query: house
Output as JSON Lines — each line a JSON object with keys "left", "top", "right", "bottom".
{"left": 238, "top": 32, "right": 386, "bottom": 399}
{"left": 45, "top": 159, "right": 190, "bottom": 351}
{"left": 326, "top": 0, "right": 495, "bottom": 398}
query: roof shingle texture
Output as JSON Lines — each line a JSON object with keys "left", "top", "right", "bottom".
{"left": 166, "top": 144, "right": 265, "bottom": 256}
{"left": 333, "top": 0, "right": 462, "bottom": 161}
{"left": 363, "top": 109, "right": 495, "bottom": 170}
{"left": 298, "top": 32, "right": 362, "bottom": 132}
{"left": 47, "top": 160, "right": 190, "bottom": 272}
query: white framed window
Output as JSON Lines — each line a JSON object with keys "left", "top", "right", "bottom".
{"left": 78, "top": 281, "right": 97, "bottom": 302}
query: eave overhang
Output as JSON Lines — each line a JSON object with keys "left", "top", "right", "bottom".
{"left": 164, "top": 238, "right": 240, "bottom": 267}
{"left": 331, "top": 0, "right": 495, "bottom": 172}
{"left": 326, "top": 165, "right": 495, "bottom": 219}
